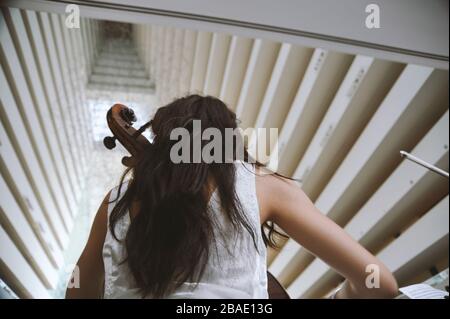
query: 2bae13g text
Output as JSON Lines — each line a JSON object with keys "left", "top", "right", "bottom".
{"left": 176, "top": 302, "right": 273, "bottom": 317}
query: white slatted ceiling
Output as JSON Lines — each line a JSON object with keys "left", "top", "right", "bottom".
{"left": 0, "top": 63, "right": 69, "bottom": 249}
{"left": 9, "top": 10, "right": 73, "bottom": 216}
{"left": 22, "top": 10, "right": 78, "bottom": 217}
{"left": 39, "top": 12, "right": 85, "bottom": 193}
{"left": 50, "top": 13, "right": 88, "bottom": 177}
{"left": 0, "top": 224, "right": 50, "bottom": 298}
{"left": 0, "top": 8, "right": 448, "bottom": 298}
{"left": 0, "top": 14, "right": 69, "bottom": 247}
{"left": 24, "top": 10, "right": 81, "bottom": 208}
{"left": 376, "top": 196, "right": 449, "bottom": 283}
{"left": 0, "top": 173, "right": 58, "bottom": 289}
{"left": 0, "top": 8, "right": 98, "bottom": 297}
{"left": 59, "top": 15, "right": 91, "bottom": 157}
{"left": 0, "top": 116, "right": 65, "bottom": 268}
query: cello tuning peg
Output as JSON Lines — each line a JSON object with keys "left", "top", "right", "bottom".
{"left": 103, "top": 136, "right": 117, "bottom": 149}
{"left": 120, "top": 107, "right": 137, "bottom": 124}
{"left": 121, "top": 156, "right": 135, "bottom": 167}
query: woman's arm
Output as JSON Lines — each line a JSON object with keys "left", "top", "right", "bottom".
{"left": 257, "top": 173, "right": 398, "bottom": 299}
{"left": 65, "top": 191, "right": 110, "bottom": 299}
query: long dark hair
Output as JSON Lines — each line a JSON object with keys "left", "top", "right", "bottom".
{"left": 109, "top": 94, "right": 286, "bottom": 298}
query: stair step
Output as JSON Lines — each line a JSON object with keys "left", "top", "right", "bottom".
{"left": 98, "top": 51, "right": 141, "bottom": 62}
{"left": 101, "top": 39, "right": 134, "bottom": 47}
{"left": 93, "top": 65, "right": 148, "bottom": 78}
{"left": 90, "top": 74, "right": 153, "bottom": 87}
{"left": 87, "top": 82, "right": 155, "bottom": 94}
{"left": 101, "top": 42, "right": 137, "bottom": 53}
{"left": 95, "top": 57, "right": 144, "bottom": 70}
{"left": 89, "top": 39, "right": 155, "bottom": 94}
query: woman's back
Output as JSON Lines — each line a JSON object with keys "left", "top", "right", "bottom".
{"left": 103, "top": 161, "right": 268, "bottom": 298}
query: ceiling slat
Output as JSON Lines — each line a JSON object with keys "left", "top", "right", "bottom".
{"left": 219, "top": 36, "right": 253, "bottom": 110}
{"left": 235, "top": 39, "right": 280, "bottom": 129}
{"left": 178, "top": 30, "right": 197, "bottom": 97}
{"left": 203, "top": 33, "right": 231, "bottom": 96}
{"left": 190, "top": 31, "right": 212, "bottom": 94}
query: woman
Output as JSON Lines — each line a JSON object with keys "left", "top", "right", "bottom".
{"left": 66, "top": 95, "right": 398, "bottom": 299}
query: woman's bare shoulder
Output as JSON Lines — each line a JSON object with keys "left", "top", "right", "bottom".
{"left": 255, "top": 166, "right": 299, "bottom": 193}
{"left": 254, "top": 166, "right": 301, "bottom": 223}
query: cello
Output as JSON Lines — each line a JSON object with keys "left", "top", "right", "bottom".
{"left": 103, "top": 103, "right": 290, "bottom": 299}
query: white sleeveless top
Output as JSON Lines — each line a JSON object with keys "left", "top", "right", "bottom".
{"left": 102, "top": 161, "right": 268, "bottom": 299}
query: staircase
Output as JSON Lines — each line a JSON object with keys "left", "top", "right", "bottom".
{"left": 87, "top": 38, "right": 155, "bottom": 93}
